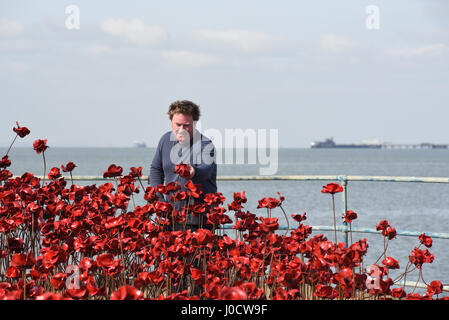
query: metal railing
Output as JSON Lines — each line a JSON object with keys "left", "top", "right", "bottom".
{"left": 22, "top": 174, "right": 449, "bottom": 292}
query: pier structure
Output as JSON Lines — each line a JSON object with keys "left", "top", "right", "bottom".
{"left": 381, "top": 143, "right": 449, "bottom": 149}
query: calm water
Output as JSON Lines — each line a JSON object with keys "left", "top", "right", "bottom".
{"left": 2, "top": 147, "right": 449, "bottom": 291}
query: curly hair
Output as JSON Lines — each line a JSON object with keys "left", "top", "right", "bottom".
{"left": 167, "top": 100, "right": 201, "bottom": 121}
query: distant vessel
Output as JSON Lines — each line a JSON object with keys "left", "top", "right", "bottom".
{"left": 133, "top": 141, "right": 147, "bottom": 148}
{"left": 311, "top": 138, "right": 381, "bottom": 149}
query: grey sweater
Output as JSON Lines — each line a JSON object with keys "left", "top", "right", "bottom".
{"left": 149, "top": 130, "right": 217, "bottom": 224}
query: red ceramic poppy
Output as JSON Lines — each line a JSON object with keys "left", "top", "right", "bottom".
{"left": 33, "top": 139, "right": 48, "bottom": 154}
{"left": 13, "top": 122, "right": 30, "bottom": 138}
{"left": 111, "top": 286, "right": 143, "bottom": 300}
{"left": 48, "top": 167, "right": 61, "bottom": 180}
{"left": 96, "top": 253, "right": 115, "bottom": 268}
{"left": 321, "top": 183, "right": 343, "bottom": 194}
{"left": 419, "top": 233, "right": 433, "bottom": 248}
{"left": 382, "top": 256, "right": 400, "bottom": 269}
{"left": 0, "top": 155, "right": 11, "bottom": 169}
{"left": 103, "top": 164, "right": 123, "bottom": 178}
{"left": 61, "top": 161, "right": 77, "bottom": 172}
{"left": 343, "top": 210, "right": 357, "bottom": 223}
{"left": 219, "top": 286, "right": 247, "bottom": 300}
{"left": 174, "top": 163, "right": 191, "bottom": 179}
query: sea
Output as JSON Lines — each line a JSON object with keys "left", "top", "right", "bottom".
{"left": 2, "top": 146, "right": 449, "bottom": 294}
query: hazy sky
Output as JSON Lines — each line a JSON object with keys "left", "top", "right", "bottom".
{"left": 1, "top": 0, "right": 448, "bottom": 147}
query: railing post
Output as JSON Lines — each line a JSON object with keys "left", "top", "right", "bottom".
{"left": 339, "top": 175, "right": 349, "bottom": 247}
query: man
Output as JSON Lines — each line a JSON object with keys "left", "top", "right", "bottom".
{"left": 149, "top": 100, "right": 217, "bottom": 230}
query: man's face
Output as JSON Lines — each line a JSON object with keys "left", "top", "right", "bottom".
{"left": 171, "top": 113, "right": 195, "bottom": 143}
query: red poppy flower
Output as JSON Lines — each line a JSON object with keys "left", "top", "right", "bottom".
{"left": 66, "top": 288, "right": 87, "bottom": 299}
{"left": 0, "top": 155, "right": 11, "bottom": 169}
{"left": 333, "top": 267, "right": 353, "bottom": 285}
{"left": 419, "top": 233, "right": 433, "bottom": 248}
{"left": 382, "top": 226, "right": 397, "bottom": 240}
{"left": 259, "top": 217, "right": 279, "bottom": 232}
{"left": 174, "top": 163, "right": 191, "bottom": 179}
{"left": 314, "top": 284, "right": 338, "bottom": 299}
{"left": 219, "top": 286, "right": 247, "bottom": 300}
{"left": 185, "top": 180, "right": 202, "bottom": 198}
{"left": 13, "top": 122, "right": 30, "bottom": 138}
{"left": 96, "top": 253, "right": 115, "bottom": 268}
{"left": 321, "top": 183, "right": 343, "bottom": 194}
{"left": 61, "top": 161, "right": 76, "bottom": 172}
{"left": 165, "top": 181, "right": 181, "bottom": 193}
{"left": 171, "top": 191, "right": 187, "bottom": 202}
{"left": 155, "top": 201, "right": 173, "bottom": 214}
{"left": 111, "top": 286, "right": 143, "bottom": 300}
{"left": 233, "top": 191, "right": 247, "bottom": 204}
{"left": 11, "top": 253, "right": 35, "bottom": 268}
{"left": 382, "top": 256, "right": 400, "bottom": 269}
{"left": 0, "top": 169, "right": 12, "bottom": 181}
{"left": 103, "top": 164, "right": 123, "bottom": 178}
{"left": 409, "top": 247, "right": 434, "bottom": 269}
{"left": 144, "top": 186, "right": 158, "bottom": 202}
{"left": 48, "top": 167, "right": 61, "bottom": 180}
{"left": 33, "top": 139, "right": 48, "bottom": 154}
{"left": 7, "top": 238, "right": 24, "bottom": 253}
{"left": 343, "top": 210, "right": 357, "bottom": 223}
{"left": 5, "top": 266, "right": 21, "bottom": 278}
{"left": 427, "top": 281, "right": 443, "bottom": 295}
{"left": 129, "top": 166, "right": 142, "bottom": 178}
{"left": 291, "top": 212, "right": 307, "bottom": 223}
{"left": 35, "top": 292, "right": 63, "bottom": 300}
{"left": 51, "top": 273, "right": 67, "bottom": 290}
{"left": 190, "top": 268, "right": 204, "bottom": 281}
{"left": 257, "top": 197, "right": 282, "bottom": 209}
{"left": 376, "top": 220, "right": 390, "bottom": 232}
{"left": 104, "top": 216, "right": 125, "bottom": 229}
{"left": 391, "top": 287, "right": 406, "bottom": 299}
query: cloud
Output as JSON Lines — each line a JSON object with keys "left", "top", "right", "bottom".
{"left": 0, "top": 18, "right": 24, "bottom": 37}
{"left": 86, "top": 44, "right": 114, "bottom": 55}
{"left": 320, "top": 33, "right": 357, "bottom": 53}
{"left": 191, "top": 29, "right": 288, "bottom": 54}
{"left": 99, "top": 18, "right": 167, "bottom": 46}
{"left": 161, "top": 50, "right": 221, "bottom": 67}
{"left": 387, "top": 43, "right": 449, "bottom": 59}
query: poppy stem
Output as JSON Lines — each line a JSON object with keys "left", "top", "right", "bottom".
{"left": 331, "top": 194, "right": 337, "bottom": 244}
{"left": 349, "top": 222, "right": 353, "bottom": 245}
{"left": 5, "top": 134, "right": 18, "bottom": 157}
{"left": 279, "top": 205, "right": 290, "bottom": 236}
{"left": 137, "top": 176, "right": 145, "bottom": 191}
{"left": 118, "top": 231, "right": 126, "bottom": 286}
{"left": 131, "top": 193, "right": 136, "bottom": 209}
{"left": 410, "top": 269, "right": 422, "bottom": 294}
{"left": 373, "top": 237, "right": 389, "bottom": 266}
{"left": 42, "top": 151, "right": 46, "bottom": 186}
{"left": 22, "top": 271, "right": 26, "bottom": 300}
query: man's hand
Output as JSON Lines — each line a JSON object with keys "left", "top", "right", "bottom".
{"left": 188, "top": 165, "right": 195, "bottom": 179}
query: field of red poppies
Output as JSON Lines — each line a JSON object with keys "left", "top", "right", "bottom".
{"left": 0, "top": 123, "right": 447, "bottom": 300}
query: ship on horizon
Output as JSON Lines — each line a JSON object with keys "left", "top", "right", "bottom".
{"left": 133, "top": 141, "right": 147, "bottom": 148}
{"left": 311, "top": 138, "right": 381, "bottom": 149}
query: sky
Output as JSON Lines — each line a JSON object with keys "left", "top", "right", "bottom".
{"left": 1, "top": 0, "right": 448, "bottom": 148}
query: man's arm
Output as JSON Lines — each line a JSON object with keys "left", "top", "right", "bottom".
{"left": 149, "top": 137, "right": 165, "bottom": 187}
